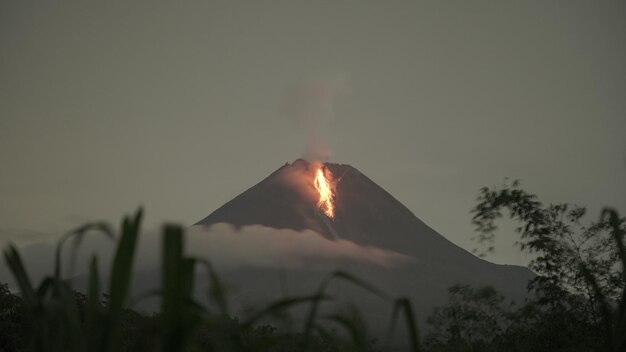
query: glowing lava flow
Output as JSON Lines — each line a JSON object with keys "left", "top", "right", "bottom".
{"left": 314, "top": 166, "right": 336, "bottom": 220}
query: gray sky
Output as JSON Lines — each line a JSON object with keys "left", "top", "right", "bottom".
{"left": 1, "top": 1, "right": 625, "bottom": 266}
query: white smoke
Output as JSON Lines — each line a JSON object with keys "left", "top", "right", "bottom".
{"left": 186, "top": 223, "right": 412, "bottom": 270}
{"left": 282, "top": 73, "right": 351, "bottom": 162}
{"left": 0, "top": 223, "right": 412, "bottom": 289}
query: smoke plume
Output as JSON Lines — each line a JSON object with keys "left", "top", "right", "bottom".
{"left": 282, "top": 73, "right": 350, "bottom": 162}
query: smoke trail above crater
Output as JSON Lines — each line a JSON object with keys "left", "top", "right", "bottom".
{"left": 281, "top": 73, "right": 350, "bottom": 162}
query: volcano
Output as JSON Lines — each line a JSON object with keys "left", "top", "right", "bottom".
{"left": 193, "top": 159, "right": 533, "bottom": 339}
{"left": 197, "top": 159, "right": 526, "bottom": 271}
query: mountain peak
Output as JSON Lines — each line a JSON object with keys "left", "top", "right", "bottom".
{"left": 194, "top": 159, "right": 534, "bottom": 334}
{"left": 197, "top": 160, "right": 469, "bottom": 262}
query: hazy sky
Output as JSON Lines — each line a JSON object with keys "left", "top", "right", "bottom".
{"left": 1, "top": 1, "right": 625, "bottom": 266}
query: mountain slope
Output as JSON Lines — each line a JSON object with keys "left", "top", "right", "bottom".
{"left": 196, "top": 159, "right": 521, "bottom": 272}
{"left": 194, "top": 159, "right": 534, "bottom": 335}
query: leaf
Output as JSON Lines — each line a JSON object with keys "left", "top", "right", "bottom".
{"left": 85, "top": 255, "right": 102, "bottom": 347}
{"left": 243, "top": 294, "right": 330, "bottom": 328}
{"left": 54, "top": 222, "right": 114, "bottom": 280}
{"left": 108, "top": 209, "right": 142, "bottom": 312}
{"left": 3, "top": 244, "right": 36, "bottom": 307}
{"left": 303, "top": 270, "right": 390, "bottom": 346}
{"left": 103, "top": 208, "right": 142, "bottom": 352}
{"left": 326, "top": 308, "right": 368, "bottom": 351}
{"left": 161, "top": 224, "right": 203, "bottom": 352}
{"left": 196, "top": 258, "right": 229, "bottom": 317}
{"left": 386, "top": 297, "right": 420, "bottom": 352}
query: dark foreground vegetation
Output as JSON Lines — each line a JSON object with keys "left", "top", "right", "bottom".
{"left": 1, "top": 181, "right": 624, "bottom": 352}
{"left": 0, "top": 280, "right": 385, "bottom": 352}
{"left": 1, "top": 209, "right": 418, "bottom": 352}
{"left": 423, "top": 181, "right": 625, "bottom": 352}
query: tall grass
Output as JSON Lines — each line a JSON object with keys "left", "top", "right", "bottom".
{"left": 3, "top": 209, "right": 421, "bottom": 352}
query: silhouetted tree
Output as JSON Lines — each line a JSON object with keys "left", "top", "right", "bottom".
{"left": 424, "top": 283, "right": 602, "bottom": 352}
{"left": 470, "top": 180, "right": 625, "bottom": 352}
{"left": 424, "top": 285, "right": 509, "bottom": 352}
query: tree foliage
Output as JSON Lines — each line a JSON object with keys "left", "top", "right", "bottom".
{"left": 424, "top": 285, "right": 510, "bottom": 352}
{"left": 472, "top": 181, "right": 624, "bottom": 306}
{"left": 424, "top": 283, "right": 600, "bottom": 352}
{"left": 425, "top": 180, "right": 625, "bottom": 352}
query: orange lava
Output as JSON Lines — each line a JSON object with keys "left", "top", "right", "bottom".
{"left": 314, "top": 166, "right": 335, "bottom": 220}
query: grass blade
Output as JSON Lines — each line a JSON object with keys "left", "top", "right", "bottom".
{"left": 161, "top": 225, "right": 203, "bottom": 352}
{"left": 103, "top": 208, "right": 142, "bottom": 352}
{"left": 386, "top": 297, "right": 420, "bottom": 352}
{"left": 85, "top": 255, "right": 102, "bottom": 348}
{"left": 196, "top": 258, "right": 229, "bottom": 317}
{"left": 243, "top": 294, "right": 330, "bottom": 328}
{"left": 55, "top": 222, "right": 114, "bottom": 280}
{"left": 161, "top": 224, "right": 185, "bottom": 352}
{"left": 326, "top": 310, "right": 368, "bottom": 352}
{"left": 108, "top": 209, "right": 142, "bottom": 311}
{"left": 303, "top": 270, "right": 390, "bottom": 346}
{"left": 3, "top": 244, "right": 36, "bottom": 307}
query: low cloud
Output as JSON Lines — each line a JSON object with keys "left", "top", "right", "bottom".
{"left": 186, "top": 223, "right": 413, "bottom": 270}
{"left": 0, "top": 222, "right": 412, "bottom": 290}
